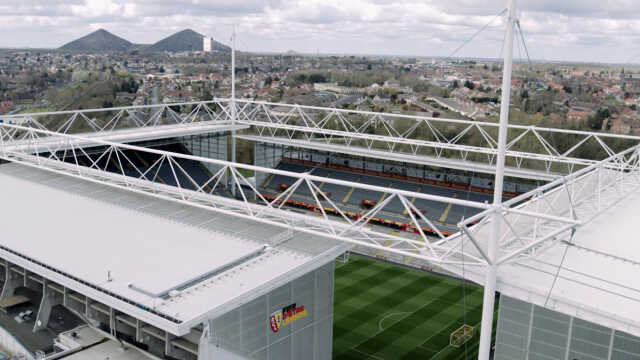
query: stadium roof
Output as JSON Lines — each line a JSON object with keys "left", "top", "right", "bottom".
{"left": 0, "top": 163, "right": 348, "bottom": 336}
{"left": 3, "top": 121, "right": 245, "bottom": 154}
{"left": 446, "top": 166, "right": 640, "bottom": 338}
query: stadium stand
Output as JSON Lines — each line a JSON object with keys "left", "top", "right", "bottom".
{"left": 256, "top": 158, "right": 510, "bottom": 236}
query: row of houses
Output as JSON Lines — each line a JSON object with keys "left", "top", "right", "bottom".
{"left": 0, "top": 101, "right": 13, "bottom": 115}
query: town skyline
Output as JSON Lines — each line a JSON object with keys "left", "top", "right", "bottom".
{"left": 2, "top": 0, "right": 640, "bottom": 64}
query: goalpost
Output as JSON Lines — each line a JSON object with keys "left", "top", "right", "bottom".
{"left": 336, "top": 251, "right": 350, "bottom": 263}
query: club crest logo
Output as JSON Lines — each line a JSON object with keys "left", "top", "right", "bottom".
{"left": 269, "top": 309, "right": 283, "bottom": 332}
{"left": 269, "top": 303, "right": 307, "bottom": 332}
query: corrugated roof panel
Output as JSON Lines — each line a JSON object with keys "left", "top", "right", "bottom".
{"left": 0, "top": 163, "right": 347, "bottom": 335}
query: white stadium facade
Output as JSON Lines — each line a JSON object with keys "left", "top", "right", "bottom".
{"left": 1, "top": 2, "right": 640, "bottom": 359}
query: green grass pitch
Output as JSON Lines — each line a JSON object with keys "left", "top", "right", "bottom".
{"left": 332, "top": 255, "right": 498, "bottom": 360}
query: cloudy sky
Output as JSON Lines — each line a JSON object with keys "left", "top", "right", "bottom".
{"left": 1, "top": 0, "right": 639, "bottom": 63}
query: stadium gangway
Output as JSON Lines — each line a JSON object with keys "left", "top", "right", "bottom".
{"left": 0, "top": 122, "right": 581, "bottom": 267}
{"left": 0, "top": 102, "right": 247, "bottom": 154}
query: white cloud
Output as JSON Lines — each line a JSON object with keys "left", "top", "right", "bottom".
{"left": 1, "top": 0, "right": 639, "bottom": 63}
{"left": 70, "top": 0, "right": 124, "bottom": 18}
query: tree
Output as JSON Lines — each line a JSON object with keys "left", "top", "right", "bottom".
{"left": 308, "top": 73, "right": 327, "bottom": 83}
{"left": 463, "top": 80, "right": 475, "bottom": 90}
{"left": 200, "top": 88, "right": 212, "bottom": 101}
{"left": 587, "top": 108, "right": 610, "bottom": 130}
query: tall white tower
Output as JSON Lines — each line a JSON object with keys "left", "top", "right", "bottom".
{"left": 203, "top": 37, "right": 212, "bottom": 52}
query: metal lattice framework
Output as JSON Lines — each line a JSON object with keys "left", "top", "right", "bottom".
{"left": 445, "top": 144, "right": 640, "bottom": 266}
{"left": 4, "top": 100, "right": 640, "bottom": 181}
{"left": 230, "top": 99, "right": 640, "bottom": 180}
{"left": 0, "top": 122, "right": 591, "bottom": 267}
{"left": 0, "top": 122, "right": 481, "bottom": 266}
{"left": 1, "top": 101, "right": 233, "bottom": 134}
{"left": 3, "top": 101, "right": 639, "bottom": 268}
{"left": 0, "top": 101, "right": 246, "bottom": 154}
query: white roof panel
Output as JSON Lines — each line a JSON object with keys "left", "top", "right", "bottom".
{"left": 0, "top": 163, "right": 347, "bottom": 335}
{"left": 2, "top": 169, "right": 264, "bottom": 297}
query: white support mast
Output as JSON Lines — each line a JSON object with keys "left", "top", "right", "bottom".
{"left": 231, "top": 26, "right": 237, "bottom": 197}
{"left": 478, "top": 0, "right": 517, "bottom": 359}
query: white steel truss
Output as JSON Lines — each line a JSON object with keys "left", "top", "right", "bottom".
{"left": 0, "top": 123, "right": 484, "bottom": 266}
{"left": 443, "top": 144, "right": 640, "bottom": 267}
{"left": 0, "top": 101, "right": 246, "bottom": 154}
{"left": 0, "top": 122, "right": 584, "bottom": 267}
{"left": 2, "top": 101, "right": 639, "bottom": 279}
{"left": 0, "top": 101, "right": 235, "bottom": 134}
{"left": 230, "top": 99, "right": 640, "bottom": 180}
{"left": 6, "top": 100, "right": 638, "bottom": 180}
